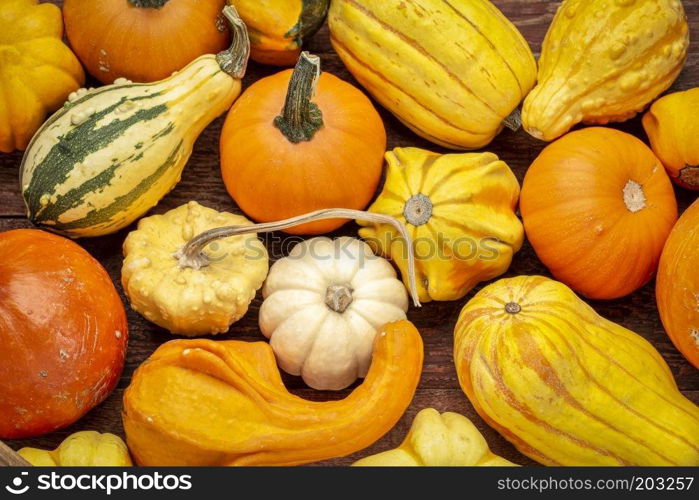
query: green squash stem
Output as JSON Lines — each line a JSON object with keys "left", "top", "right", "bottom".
{"left": 128, "top": 0, "right": 170, "bottom": 8}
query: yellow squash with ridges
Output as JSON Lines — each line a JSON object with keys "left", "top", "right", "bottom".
{"left": 454, "top": 275, "right": 699, "bottom": 466}
{"left": 523, "top": 0, "right": 689, "bottom": 142}
{"left": 328, "top": 0, "right": 536, "bottom": 150}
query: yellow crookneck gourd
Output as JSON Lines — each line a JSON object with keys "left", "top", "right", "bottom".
{"left": 19, "top": 6, "right": 249, "bottom": 238}
{"left": 454, "top": 275, "right": 699, "bottom": 466}
{"left": 18, "top": 431, "right": 132, "bottom": 466}
{"left": 122, "top": 201, "right": 269, "bottom": 336}
{"left": 522, "top": 0, "right": 689, "bottom": 142}
{"left": 354, "top": 408, "right": 516, "bottom": 466}
{"left": 358, "top": 148, "right": 523, "bottom": 302}
{"left": 122, "top": 320, "right": 423, "bottom": 466}
{"left": 328, "top": 0, "right": 536, "bottom": 150}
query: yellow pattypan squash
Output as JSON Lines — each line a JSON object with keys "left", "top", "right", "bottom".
{"left": 358, "top": 147, "right": 523, "bottom": 302}
{"left": 0, "top": 0, "right": 84, "bottom": 152}
{"left": 18, "top": 431, "right": 132, "bottom": 466}
{"left": 122, "top": 201, "right": 269, "bottom": 336}
{"left": 354, "top": 408, "right": 516, "bottom": 466}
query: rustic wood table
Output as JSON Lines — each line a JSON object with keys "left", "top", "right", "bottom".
{"left": 3, "top": 0, "right": 698, "bottom": 466}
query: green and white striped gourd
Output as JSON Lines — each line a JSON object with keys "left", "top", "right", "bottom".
{"left": 20, "top": 6, "right": 249, "bottom": 238}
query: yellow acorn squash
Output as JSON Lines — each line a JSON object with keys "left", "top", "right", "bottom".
{"left": 328, "top": 0, "right": 536, "bottom": 150}
{"left": 454, "top": 275, "right": 699, "bottom": 466}
{"left": 523, "top": 0, "right": 689, "bottom": 142}
{"left": 358, "top": 147, "right": 523, "bottom": 302}
{"left": 18, "top": 431, "right": 132, "bottom": 466}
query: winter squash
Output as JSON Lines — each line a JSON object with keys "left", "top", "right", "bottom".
{"left": 656, "top": 199, "right": 699, "bottom": 368}
{"left": 0, "top": 0, "right": 84, "bottom": 152}
{"left": 220, "top": 52, "right": 385, "bottom": 234}
{"left": 229, "top": 0, "right": 329, "bottom": 66}
{"left": 454, "top": 275, "right": 699, "bottom": 466}
{"left": 260, "top": 237, "right": 408, "bottom": 390}
{"left": 21, "top": 6, "right": 249, "bottom": 238}
{"left": 18, "top": 431, "right": 132, "bottom": 466}
{"left": 643, "top": 88, "right": 699, "bottom": 190}
{"left": 523, "top": 0, "right": 689, "bottom": 141}
{"left": 122, "top": 202, "right": 269, "bottom": 336}
{"left": 328, "top": 0, "right": 536, "bottom": 150}
{"left": 353, "top": 409, "right": 516, "bottom": 466}
{"left": 63, "top": 0, "right": 230, "bottom": 84}
{"left": 123, "top": 320, "right": 423, "bottom": 466}
{"left": 358, "top": 147, "right": 523, "bottom": 303}
{"left": 520, "top": 128, "right": 677, "bottom": 299}
{"left": 0, "top": 229, "right": 127, "bottom": 439}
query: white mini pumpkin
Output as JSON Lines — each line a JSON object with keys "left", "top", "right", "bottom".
{"left": 259, "top": 236, "right": 409, "bottom": 390}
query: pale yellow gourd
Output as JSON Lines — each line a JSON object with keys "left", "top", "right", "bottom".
{"left": 523, "top": 0, "right": 689, "bottom": 141}
{"left": 18, "top": 431, "right": 132, "bottom": 466}
{"left": 121, "top": 201, "right": 268, "bottom": 336}
{"left": 358, "top": 147, "right": 523, "bottom": 302}
{"left": 354, "top": 409, "right": 516, "bottom": 466}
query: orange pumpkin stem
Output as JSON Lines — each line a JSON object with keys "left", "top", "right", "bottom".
{"left": 274, "top": 51, "right": 324, "bottom": 143}
{"left": 215, "top": 5, "right": 250, "bottom": 79}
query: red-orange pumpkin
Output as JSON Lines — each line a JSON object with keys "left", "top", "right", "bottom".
{"left": 219, "top": 52, "right": 386, "bottom": 234}
{"left": 520, "top": 127, "right": 678, "bottom": 300}
{"left": 0, "top": 229, "right": 127, "bottom": 439}
{"left": 657, "top": 199, "right": 699, "bottom": 368}
{"left": 63, "top": 0, "right": 230, "bottom": 84}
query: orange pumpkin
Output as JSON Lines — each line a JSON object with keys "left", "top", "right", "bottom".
{"left": 520, "top": 127, "right": 678, "bottom": 300}
{"left": 220, "top": 52, "right": 385, "bottom": 234}
{"left": 656, "top": 199, "right": 699, "bottom": 368}
{"left": 63, "top": 0, "right": 230, "bottom": 84}
{"left": 0, "top": 229, "right": 127, "bottom": 439}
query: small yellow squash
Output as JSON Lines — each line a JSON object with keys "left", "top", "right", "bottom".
{"left": 0, "top": 0, "right": 84, "bottom": 152}
{"left": 328, "top": 0, "right": 536, "bottom": 150}
{"left": 523, "top": 0, "right": 689, "bottom": 142}
{"left": 358, "top": 147, "right": 523, "bottom": 302}
{"left": 18, "top": 431, "right": 132, "bottom": 466}
{"left": 454, "top": 275, "right": 699, "bottom": 466}
{"left": 122, "top": 201, "right": 268, "bottom": 336}
{"left": 643, "top": 88, "right": 699, "bottom": 190}
{"left": 353, "top": 408, "right": 516, "bottom": 466}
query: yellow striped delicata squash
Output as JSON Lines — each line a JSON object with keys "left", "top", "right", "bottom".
{"left": 328, "top": 0, "right": 536, "bottom": 150}
{"left": 454, "top": 275, "right": 699, "bottom": 466}
{"left": 19, "top": 6, "right": 249, "bottom": 238}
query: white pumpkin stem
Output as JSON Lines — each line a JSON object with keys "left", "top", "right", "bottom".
{"left": 215, "top": 5, "right": 250, "bottom": 79}
{"left": 176, "top": 208, "right": 422, "bottom": 307}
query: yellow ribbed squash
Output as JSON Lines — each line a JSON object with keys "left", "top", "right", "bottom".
{"left": 454, "top": 275, "right": 699, "bottom": 466}
{"left": 353, "top": 408, "right": 516, "bottom": 466}
{"left": 18, "top": 431, "right": 132, "bottom": 466}
{"left": 358, "top": 147, "right": 523, "bottom": 302}
{"left": 523, "top": 0, "right": 689, "bottom": 142}
{"left": 328, "top": 0, "right": 536, "bottom": 150}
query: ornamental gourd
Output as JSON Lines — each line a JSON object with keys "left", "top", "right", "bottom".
{"left": 0, "top": 229, "right": 127, "bottom": 439}
{"left": 123, "top": 320, "right": 423, "bottom": 466}
{"left": 328, "top": 0, "right": 536, "bottom": 150}
{"left": 520, "top": 128, "right": 677, "bottom": 300}
{"left": 220, "top": 52, "right": 385, "bottom": 234}
{"left": 358, "top": 147, "right": 523, "bottom": 303}
{"left": 522, "top": 0, "right": 689, "bottom": 142}
{"left": 656, "top": 199, "right": 699, "bottom": 368}
{"left": 122, "top": 202, "right": 269, "bottom": 336}
{"left": 63, "top": 0, "right": 230, "bottom": 84}
{"left": 0, "top": 0, "right": 84, "bottom": 152}
{"left": 18, "top": 431, "right": 132, "bottom": 466}
{"left": 20, "top": 6, "right": 249, "bottom": 238}
{"left": 454, "top": 275, "right": 699, "bottom": 466}
{"left": 260, "top": 237, "right": 409, "bottom": 390}
{"left": 643, "top": 88, "right": 699, "bottom": 191}
{"left": 229, "top": 0, "right": 329, "bottom": 66}
{"left": 353, "top": 409, "right": 516, "bottom": 467}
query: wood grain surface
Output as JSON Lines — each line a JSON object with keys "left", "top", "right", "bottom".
{"left": 2, "top": 0, "right": 698, "bottom": 466}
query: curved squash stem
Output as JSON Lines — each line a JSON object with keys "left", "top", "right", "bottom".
{"left": 274, "top": 52, "right": 324, "bottom": 143}
{"left": 176, "top": 209, "right": 422, "bottom": 308}
{"left": 503, "top": 107, "right": 522, "bottom": 132}
{"left": 215, "top": 5, "right": 250, "bottom": 79}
